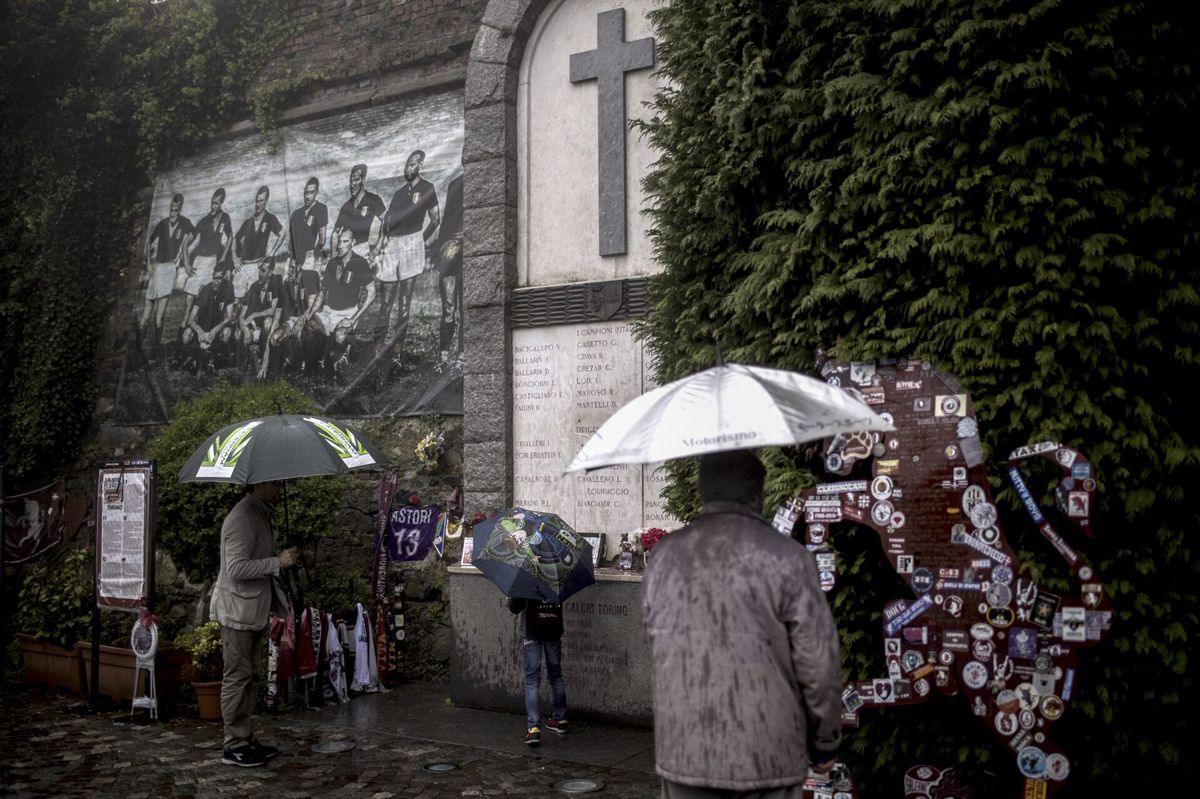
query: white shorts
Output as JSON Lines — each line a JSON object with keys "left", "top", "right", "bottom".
{"left": 182, "top": 254, "right": 218, "bottom": 297}
{"left": 232, "top": 261, "right": 259, "bottom": 300}
{"left": 377, "top": 232, "right": 424, "bottom": 283}
{"left": 147, "top": 261, "right": 177, "bottom": 300}
{"left": 318, "top": 305, "right": 357, "bottom": 336}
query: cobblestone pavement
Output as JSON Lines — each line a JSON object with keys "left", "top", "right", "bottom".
{"left": 0, "top": 683, "right": 659, "bottom": 799}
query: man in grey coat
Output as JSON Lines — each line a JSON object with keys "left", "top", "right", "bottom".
{"left": 209, "top": 480, "right": 297, "bottom": 767}
{"left": 641, "top": 450, "right": 843, "bottom": 797}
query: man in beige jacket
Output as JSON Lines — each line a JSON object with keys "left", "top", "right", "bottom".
{"left": 641, "top": 450, "right": 843, "bottom": 797}
{"left": 209, "top": 480, "right": 297, "bottom": 767}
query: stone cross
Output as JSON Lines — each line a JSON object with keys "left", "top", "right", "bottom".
{"left": 569, "top": 8, "right": 655, "bottom": 257}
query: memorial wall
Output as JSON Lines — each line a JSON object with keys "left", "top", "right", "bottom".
{"left": 512, "top": 322, "right": 675, "bottom": 559}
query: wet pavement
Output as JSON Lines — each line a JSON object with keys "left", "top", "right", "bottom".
{"left": 0, "top": 682, "right": 659, "bottom": 798}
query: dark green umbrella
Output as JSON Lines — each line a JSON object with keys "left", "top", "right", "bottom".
{"left": 178, "top": 414, "right": 387, "bottom": 484}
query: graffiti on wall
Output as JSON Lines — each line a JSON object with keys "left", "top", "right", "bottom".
{"left": 116, "top": 93, "right": 464, "bottom": 422}
{"left": 789, "top": 355, "right": 1110, "bottom": 797}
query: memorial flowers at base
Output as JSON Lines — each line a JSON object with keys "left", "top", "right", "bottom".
{"left": 639, "top": 527, "right": 670, "bottom": 552}
{"left": 415, "top": 431, "right": 445, "bottom": 472}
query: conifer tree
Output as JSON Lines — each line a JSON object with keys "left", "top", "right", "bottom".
{"left": 640, "top": 1, "right": 1198, "bottom": 793}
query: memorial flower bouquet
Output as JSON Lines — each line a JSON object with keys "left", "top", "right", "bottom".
{"left": 415, "top": 431, "right": 445, "bottom": 472}
{"left": 639, "top": 527, "right": 670, "bottom": 553}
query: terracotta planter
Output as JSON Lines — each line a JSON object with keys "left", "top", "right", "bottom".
{"left": 16, "top": 633, "right": 83, "bottom": 693}
{"left": 76, "top": 641, "right": 187, "bottom": 712}
{"left": 192, "top": 680, "right": 223, "bottom": 720}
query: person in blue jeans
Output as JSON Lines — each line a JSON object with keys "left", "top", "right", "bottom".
{"left": 508, "top": 598, "right": 568, "bottom": 746}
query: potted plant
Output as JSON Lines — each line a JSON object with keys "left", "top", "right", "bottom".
{"left": 177, "top": 621, "right": 224, "bottom": 719}
{"left": 13, "top": 547, "right": 93, "bottom": 692}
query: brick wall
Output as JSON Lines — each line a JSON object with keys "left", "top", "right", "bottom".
{"left": 257, "top": 0, "right": 488, "bottom": 109}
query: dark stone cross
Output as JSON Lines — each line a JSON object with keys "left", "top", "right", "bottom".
{"left": 569, "top": 8, "right": 655, "bottom": 257}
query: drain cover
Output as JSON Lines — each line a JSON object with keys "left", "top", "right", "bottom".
{"left": 556, "top": 778, "right": 604, "bottom": 793}
{"left": 422, "top": 762, "right": 459, "bottom": 772}
{"left": 313, "top": 740, "right": 356, "bottom": 753}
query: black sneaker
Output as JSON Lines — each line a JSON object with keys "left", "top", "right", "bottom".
{"left": 222, "top": 745, "right": 266, "bottom": 768}
{"left": 545, "top": 718, "right": 568, "bottom": 735}
{"left": 249, "top": 739, "right": 279, "bottom": 760}
{"left": 524, "top": 726, "right": 541, "bottom": 747}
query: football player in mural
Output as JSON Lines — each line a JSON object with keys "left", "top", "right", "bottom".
{"left": 183, "top": 187, "right": 234, "bottom": 333}
{"left": 141, "top": 192, "right": 194, "bottom": 349}
{"left": 435, "top": 172, "right": 463, "bottom": 368}
{"left": 317, "top": 228, "right": 376, "bottom": 380}
{"left": 281, "top": 248, "right": 327, "bottom": 377}
{"left": 377, "top": 149, "right": 440, "bottom": 365}
{"left": 179, "top": 266, "right": 237, "bottom": 374}
{"left": 232, "top": 185, "right": 285, "bottom": 304}
{"left": 289, "top": 176, "right": 327, "bottom": 285}
{"left": 331, "top": 163, "right": 385, "bottom": 262}
{"left": 239, "top": 259, "right": 283, "bottom": 377}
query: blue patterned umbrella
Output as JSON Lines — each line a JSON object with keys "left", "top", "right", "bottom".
{"left": 471, "top": 508, "right": 595, "bottom": 603}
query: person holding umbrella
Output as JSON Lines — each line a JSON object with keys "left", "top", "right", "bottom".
{"left": 508, "top": 595, "right": 568, "bottom": 747}
{"left": 470, "top": 509, "right": 595, "bottom": 747}
{"left": 641, "top": 450, "right": 843, "bottom": 796}
{"left": 210, "top": 479, "right": 297, "bottom": 768}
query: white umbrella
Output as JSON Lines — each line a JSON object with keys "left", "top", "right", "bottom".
{"left": 565, "top": 362, "right": 894, "bottom": 472}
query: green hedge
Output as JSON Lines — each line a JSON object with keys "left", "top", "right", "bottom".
{"left": 639, "top": 0, "right": 1197, "bottom": 794}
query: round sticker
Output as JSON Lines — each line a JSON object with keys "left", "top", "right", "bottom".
{"left": 970, "top": 622, "right": 994, "bottom": 640}
{"left": 986, "top": 607, "right": 1015, "bottom": 628}
{"left": 911, "top": 568, "right": 934, "bottom": 594}
{"left": 978, "top": 525, "right": 1001, "bottom": 545}
{"left": 902, "top": 650, "right": 925, "bottom": 672}
{"left": 1078, "top": 565, "right": 1094, "bottom": 580}
{"left": 1045, "top": 753, "right": 1070, "bottom": 781}
{"left": 938, "top": 649, "right": 955, "bottom": 665}
{"left": 994, "top": 711, "right": 1018, "bottom": 736}
{"left": 890, "top": 511, "right": 907, "bottom": 530}
{"left": 972, "top": 640, "right": 995, "bottom": 661}
{"left": 992, "top": 564, "right": 1014, "bottom": 585}
{"left": 1033, "top": 653, "right": 1053, "bottom": 672}
{"left": 871, "top": 500, "right": 894, "bottom": 526}
{"left": 969, "top": 501, "right": 998, "bottom": 530}
{"left": 809, "top": 523, "right": 828, "bottom": 544}
{"left": 961, "top": 485, "right": 986, "bottom": 513}
{"left": 1017, "top": 746, "right": 1048, "bottom": 780}
{"left": 871, "top": 475, "right": 894, "bottom": 499}
{"left": 986, "top": 582, "right": 1013, "bottom": 608}
{"left": 945, "top": 444, "right": 959, "bottom": 460}
{"left": 962, "top": 660, "right": 989, "bottom": 690}
{"left": 940, "top": 395, "right": 961, "bottom": 415}
{"left": 914, "top": 678, "right": 930, "bottom": 697}
{"left": 1040, "top": 695, "right": 1064, "bottom": 720}
{"left": 1019, "top": 708, "right": 1036, "bottom": 730}
{"left": 826, "top": 453, "right": 843, "bottom": 472}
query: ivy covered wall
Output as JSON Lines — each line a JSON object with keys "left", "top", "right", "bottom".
{"left": 639, "top": 0, "right": 1197, "bottom": 795}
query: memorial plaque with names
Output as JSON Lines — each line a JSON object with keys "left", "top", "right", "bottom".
{"left": 512, "top": 322, "right": 677, "bottom": 556}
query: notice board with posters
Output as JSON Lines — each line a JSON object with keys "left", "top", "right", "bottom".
{"left": 95, "top": 461, "right": 156, "bottom": 611}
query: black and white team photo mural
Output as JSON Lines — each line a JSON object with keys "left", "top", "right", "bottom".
{"left": 117, "top": 93, "right": 464, "bottom": 421}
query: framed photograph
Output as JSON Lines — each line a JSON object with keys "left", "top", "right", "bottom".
{"left": 581, "top": 534, "right": 604, "bottom": 567}
{"left": 459, "top": 537, "right": 476, "bottom": 568}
